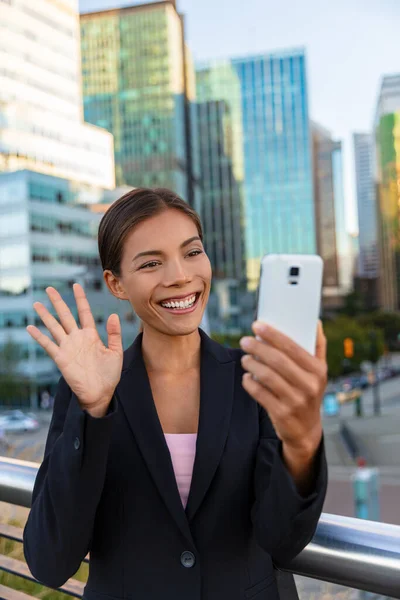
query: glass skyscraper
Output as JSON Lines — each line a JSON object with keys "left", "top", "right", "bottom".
{"left": 332, "top": 141, "right": 353, "bottom": 291}
{"left": 353, "top": 133, "right": 378, "bottom": 279}
{"left": 231, "top": 49, "right": 316, "bottom": 289}
{"left": 80, "top": 1, "right": 200, "bottom": 210}
{"left": 375, "top": 74, "right": 400, "bottom": 310}
{"left": 196, "top": 61, "right": 245, "bottom": 283}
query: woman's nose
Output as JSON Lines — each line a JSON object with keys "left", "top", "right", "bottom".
{"left": 163, "top": 260, "right": 191, "bottom": 285}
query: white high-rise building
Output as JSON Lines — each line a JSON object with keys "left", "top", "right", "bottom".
{"left": 0, "top": 0, "right": 115, "bottom": 189}
{"left": 353, "top": 133, "right": 378, "bottom": 278}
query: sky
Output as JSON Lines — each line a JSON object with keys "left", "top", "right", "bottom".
{"left": 79, "top": 0, "right": 400, "bottom": 233}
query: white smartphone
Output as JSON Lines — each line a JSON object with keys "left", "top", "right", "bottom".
{"left": 256, "top": 254, "right": 323, "bottom": 355}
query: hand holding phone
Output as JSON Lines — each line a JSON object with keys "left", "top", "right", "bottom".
{"left": 239, "top": 254, "right": 327, "bottom": 468}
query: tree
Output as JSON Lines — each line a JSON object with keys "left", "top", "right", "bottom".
{"left": 323, "top": 317, "right": 384, "bottom": 378}
{"left": 357, "top": 311, "right": 400, "bottom": 351}
{"left": 0, "top": 338, "right": 29, "bottom": 406}
{"left": 340, "top": 290, "right": 366, "bottom": 317}
{"left": 211, "top": 333, "right": 245, "bottom": 348}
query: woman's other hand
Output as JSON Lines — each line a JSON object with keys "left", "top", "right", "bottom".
{"left": 26, "top": 283, "right": 123, "bottom": 417}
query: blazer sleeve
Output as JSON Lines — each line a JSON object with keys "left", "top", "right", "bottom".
{"left": 251, "top": 405, "right": 328, "bottom": 566}
{"left": 23, "top": 375, "right": 118, "bottom": 589}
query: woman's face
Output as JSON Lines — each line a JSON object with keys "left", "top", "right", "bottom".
{"left": 112, "top": 208, "right": 212, "bottom": 337}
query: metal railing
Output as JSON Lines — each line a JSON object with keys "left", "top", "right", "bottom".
{"left": 1, "top": 456, "right": 400, "bottom": 598}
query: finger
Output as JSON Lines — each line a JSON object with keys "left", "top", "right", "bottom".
{"left": 73, "top": 283, "right": 97, "bottom": 329}
{"left": 242, "top": 372, "right": 278, "bottom": 414}
{"left": 251, "top": 321, "right": 317, "bottom": 372}
{"left": 241, "top": 354, "right": 298, "bottom": 400}
{"left": 26, "top": 325, "right": 60, "bottom": 361}
{"left": 315, "top": 320, "right": 327, "bottom": 361}
{"left": 107, "top": 314, "right": 123, "bottom": 353}
{"left": 240, "top": 337, "right": 316, "bottom": 393}
{"left": 46, "top": 287, "right": 78, "bottom": 334}
{"left": 32, "top": 302, "right": 67, "bottom": 345}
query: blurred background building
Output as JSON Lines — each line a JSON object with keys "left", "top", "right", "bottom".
{"left": 374, "top": 74, "right": 400, "bottom": 311}
{"left": 353, "top": 132, "right": 379, "bottom": 310}
{"left": 80, "top": 1, "right": 201, "bottom": 212}
{"left": 0, "top": 170, "right": 137, "bottom": 406}
{"left": 231, "top": 49, "right": 316, "bottom": 291}
{"left": 195, "top": 61, "right": 247, "bottom": 333}
{"left": 312, "top": 123, "right": 352, "bottom": 313}
{"left": 0, "top": 0, "right": 115, "bottom": 190}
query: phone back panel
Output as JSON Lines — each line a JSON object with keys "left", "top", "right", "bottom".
{"left": 257, "top": 254, "right": 323, "bottom": 355}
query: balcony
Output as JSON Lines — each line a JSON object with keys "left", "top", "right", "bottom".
{"left": 0, "top": 456, "right": 399, "bottom": 599}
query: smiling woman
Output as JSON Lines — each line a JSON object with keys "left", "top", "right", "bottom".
{"left": 99, "top": 188, "right": 212, "bottom": 339}
{"left": 23, "top": 187, "right": 328, "bottom": 600}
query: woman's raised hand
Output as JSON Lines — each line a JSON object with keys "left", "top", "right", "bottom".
{"left": 26, "top": 283, "right": 124, "bottom": 417}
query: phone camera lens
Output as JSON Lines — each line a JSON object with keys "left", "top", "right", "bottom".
{"left": 289, "top": 266, "right": 300, "bottom": 277}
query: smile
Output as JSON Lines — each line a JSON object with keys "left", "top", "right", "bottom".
{"left": 159, "top": 292, "right": 200, "bottom": 312}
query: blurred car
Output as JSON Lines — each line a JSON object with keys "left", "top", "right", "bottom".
{"left": 0, "top": 410, "right": 39, "bottom": 432}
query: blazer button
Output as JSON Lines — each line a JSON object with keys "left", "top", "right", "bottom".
{"left": 74, "top": 437, "right": 80, "bottom": 450}
{"left": 180, "top": 551, "right": 195, "bottom": 568}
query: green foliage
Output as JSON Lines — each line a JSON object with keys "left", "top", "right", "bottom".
{"left": 0, "top": 338, "right": 30, "bottom": 405}
{"left": 357, "top": 311, "right": 400, "bottom": 351}
{"left": 339, "top": 290, "right": 366, "bottom": 317}
{"left": 211, "top": 333, "right": 247, "bottom": 348}
{"left": 323, "top": 317, "right": 384, "bottom": 378}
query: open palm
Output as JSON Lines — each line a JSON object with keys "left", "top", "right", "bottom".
{"left": 26, "top": 283, "right": 123, "bottom": 412}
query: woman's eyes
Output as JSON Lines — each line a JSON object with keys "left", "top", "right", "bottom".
{"left": 140, "top": 261, "right": 159, "bottom": 269}
{"left": 139, "top": 250, "right": 203, "bottom": 270}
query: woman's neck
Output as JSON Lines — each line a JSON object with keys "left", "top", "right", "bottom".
{"left": 141, "top": 327, "right": 201, "bottom": 376}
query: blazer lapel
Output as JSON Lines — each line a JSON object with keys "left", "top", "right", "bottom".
{"left": 116, "top": 334, "right": 194, "bottom": 546}
{"left": 116, "top": 330, "right": 236, "bottom": 538}
{"left": 185, "top": 329, "right": 235, "bottom": 521}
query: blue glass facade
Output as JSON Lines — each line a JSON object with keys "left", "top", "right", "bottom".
{"left": 231, "top": 50, "right": 316, "bottom": 288}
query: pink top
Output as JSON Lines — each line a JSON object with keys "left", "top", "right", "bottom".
{"left": 164, "top": 433, "right": 197, "bottom": 508}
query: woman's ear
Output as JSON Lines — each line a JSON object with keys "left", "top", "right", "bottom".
{"left": 103, "top": 270, "right": 129, "bottom": 301}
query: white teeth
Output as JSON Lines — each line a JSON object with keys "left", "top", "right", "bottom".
{"left": 161, "top": 294, "right": 197, "bottom": 309}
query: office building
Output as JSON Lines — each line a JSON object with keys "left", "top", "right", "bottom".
{"left": 332, "top": 141, "right": 353, "bottom": 292}
{"left": 312, "top": 123, "right": 340, "bottom": 289}
{"left": 312, "top": 124, "right": 351, "bottom": 310}
{"left": 231, "top": 49, "right": 316, "bottom": 290}
{"left": 0, "top": 170, "right": 137, "bottom": 408}
{"left": 0, "top": 0, "right": 115, "bottom": 189}
{"left": 353, "top": 133, "right": 379, "bottom": 309}
{"left": 196, "top": 61, "right": 246, "bottom": 284}
{"left": 375, "top": 74, "right": 400, "bottom": 310}
{"left": 353, "top": 133, "right": 379, "bottom": 279}
{"left": 80, "top": 1, "right": 200, "bottom": 210}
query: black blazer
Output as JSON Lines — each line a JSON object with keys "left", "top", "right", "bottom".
{"left": 23, "top": 329, "right": 327, "bottom": 600}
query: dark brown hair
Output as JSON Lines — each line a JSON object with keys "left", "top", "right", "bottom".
{"left": 98, "top": 188, "right": 203, "bottom": 278}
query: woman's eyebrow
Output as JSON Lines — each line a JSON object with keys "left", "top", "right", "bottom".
{"left": 132, "top": 236, "right": 201, "bottom": 262}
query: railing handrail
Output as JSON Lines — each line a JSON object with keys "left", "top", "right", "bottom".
{"left": 1, "top": 456, "right": 400, "bottom": 598}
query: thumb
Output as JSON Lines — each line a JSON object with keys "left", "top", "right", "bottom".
{"left": 315, "top": 320, "right": 327, "bottom": 361}
{"left": 107, "top": 314, "right": 122, "bottom": 354}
